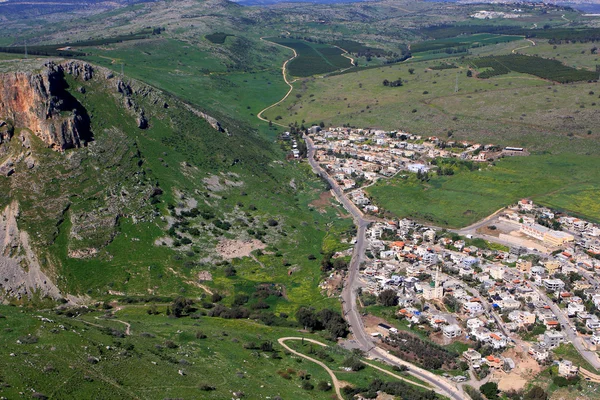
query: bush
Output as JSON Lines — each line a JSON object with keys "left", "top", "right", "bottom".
{"left": 317, "top": 381, "right": 332, "bottom": 391}
{"left": 233, "top": 294, "right": 249, "bottom": 306}
{"left": 302, "top": 381, "right": 314, "bottom": 390}
{"left": 343, "top": 356, "right": 364, "bottom": 371}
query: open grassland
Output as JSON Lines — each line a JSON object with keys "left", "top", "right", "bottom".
{"left": 81, "top": 37, "right": 290, "bottom": 132}
{"left": 269, "top": 53, "right": 600, "bottom": 154}
{"left": 367, "top": 154, "right": 600, "bottom": 228}
{"left": 268, "top": 38, "right": 353, "bottom": 77}
{"left": 0, "top": 305, "right": 346, "bottom": 400}
{"left": 516, "top": 39, "right": 600, "bottom": 71}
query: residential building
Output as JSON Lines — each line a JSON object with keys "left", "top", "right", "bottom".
{"left": 517, "top": 259, "right": 532, "bottom": 273}
{"left": 543, "top": 331, "right": 564, "bottom": 348}
{"left": 467, "top": 318, "right": 484, "bottom": 332}
{"left": 463, "top": 349, "right": 482, "bottom": 368}
{"left": 463, "top": 301, "right": 484, "bottom": 315}
{"left": 557, "top": 360, "right": 579, "bottom": 377}
{"left": 443, "top": 324, "right": 463, "bottom": 339}
{"left": 529, "top": 344, "right": 549, "bottom": 362}
{"left": 543, "top": 279, "right": 565, "bottom": 292}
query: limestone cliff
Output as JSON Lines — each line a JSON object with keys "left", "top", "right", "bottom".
{"left": 0, "top": 61, "right": 91, "bottom": 150}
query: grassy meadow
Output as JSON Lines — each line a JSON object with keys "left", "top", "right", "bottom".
{"left": 367, "top": 154, "right": 600, "bottom": 228}
{"left": 0, "top": 305, "right": 341, "bottom": 400}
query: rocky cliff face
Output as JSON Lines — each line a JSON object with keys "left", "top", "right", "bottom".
{"left": 0, "top": 61, "right": 92, "bottom": 150}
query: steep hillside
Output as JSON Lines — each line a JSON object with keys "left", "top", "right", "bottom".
{"left": 0, "top": 59, "right": 340, "bottom": 309}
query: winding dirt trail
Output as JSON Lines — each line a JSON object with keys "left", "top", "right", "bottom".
{"left": 257, "top": 37, "right": 299, "bottom": 127}
{"left": 278, "top": 337, "right": 343, "bottom": 399}
{"left": 512, "top": 38, "right": 536, "bottom": 54}
{"left": 257, "top": 37, "right": 354, "bottom": 127}
{"left": 114, "top": 319, "right": 131, "bottom": 335}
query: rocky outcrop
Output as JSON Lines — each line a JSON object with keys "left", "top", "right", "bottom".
{"left": 0, "top": 61, "right": 92, "bottom": 150}
{"left": 0, "top": 201, "right": 62, "bottom": 300}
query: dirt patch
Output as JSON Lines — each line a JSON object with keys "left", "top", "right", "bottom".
{"left": 198, "top": 271, "right": 213, "bottom": 281}
{"left": 310, "top": 190, "right": 333, "bottom": 210}
{"left": 216, "top": 238, "right": 266, "bottom": 259}
{"left": 496, "top": 347, "right": 541, "bottom": 392}
{"left": 430, "top": 331, "right": 474, "bottom": 348}
{"left": 203, "top": 175, "right": 225, "bottom": 192}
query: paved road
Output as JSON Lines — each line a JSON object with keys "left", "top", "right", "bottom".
{"left": 532, "top": 286, "right": 600, "bottom": 370}
{"left": 305, "top": 135, "right": 466, "bottom": 400}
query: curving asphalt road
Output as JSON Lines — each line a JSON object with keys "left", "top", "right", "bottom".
{"left": 305, "top": 135, "right": 467, "bottom": 400}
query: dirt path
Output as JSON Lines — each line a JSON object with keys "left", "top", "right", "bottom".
{"left": 581, "top": 367, "right": 600, "bottom": 383}
{"left": 511, "top": 39, "right": 536, "bottom": 54}
{"left": 257, "top": 37, "right": 355, "bottom": 128}
{"left": 278, "top": 337, "right": 343, "bottom": 399}
{"left": 114, "top": 319, "right": 131, "bottom": 336}
{"left": 257, "top": 37, "right": 299, "bottom": 127}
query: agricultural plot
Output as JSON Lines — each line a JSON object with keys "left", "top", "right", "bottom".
{"left": 0, "top": 29, "right": 157, "bottom": 57}
{"left": 205, "top": 32, "right": 234, "bottom": 44}
{"left": 332, "top": 39, "right": 388, "bottom": 57}
{"left": 410, "top": 33, "right": 523, "bottom": 55}
{"left": 269, "top": 38, "right": 352, "bottom": 77}
{"left": 470, "top": 54, "right": 598, "bottom": 82}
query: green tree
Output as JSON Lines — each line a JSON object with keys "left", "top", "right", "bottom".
{"left": 378, "top": 289, "right": 398, "bottom": 306}
{"left": 525, "top": 386, "right": 548, "bottom": 400}
{"left": 480, "top": 382, "right": 499, "bottom": 400}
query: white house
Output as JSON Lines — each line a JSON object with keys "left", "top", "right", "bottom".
{"left": 467, "top": 318, "right": 484, "bottom": 332}
{"left": 463, "top": 301, "right": 484, "bottom": 315}
{"left": 543, "top": 279, "right": 565, "bottom": 292}
{"left": 443, "top": 324, "right": 463, "bottom": 339}
{"left": 558, "top": 360, "right": 579, "bottom": 377}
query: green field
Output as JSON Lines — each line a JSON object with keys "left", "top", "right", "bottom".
{"left": 0, "top": 305, "right": 344, "bottom": 399}
{"left": 268, "top": 38, "right": 353, "bottom": 77}
{"left": 470, "top": 54, "right": 598, "bottom": 82}
{"left": 411, "top": 33, "right": 523, "bottom": 54}
{"left": 268, "top": 52, "right": 600, "bottom": 154}
{"left": 367, "top": 154, "right": 600, "bottom": 228}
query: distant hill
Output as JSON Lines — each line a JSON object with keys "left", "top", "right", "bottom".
{"left": 0, "top": 0, "right": 157, "bottom": 22}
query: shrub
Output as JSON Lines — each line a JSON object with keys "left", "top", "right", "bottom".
{"left": 343, "top": 356, "right": 364, "bottom": 371}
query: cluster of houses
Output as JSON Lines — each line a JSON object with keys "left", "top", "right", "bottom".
{"left": 308, "top": 126, "right": 526, "bottom": 198}
{"left": 355, "top": 211, "right": 600, "bottom": 379}
{"left": 512, "top": 199, "right": 600, "bottom": 255}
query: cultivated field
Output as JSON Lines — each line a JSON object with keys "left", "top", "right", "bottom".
{"left": 268, "top": 37, "right": 353, "bottom": 77}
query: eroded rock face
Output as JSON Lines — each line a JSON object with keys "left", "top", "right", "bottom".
{"left": 0, "top": 62, "right": 92, "bottom": 150}
{"left": 0, "top": 201, "right": 62, "bottom": 300}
